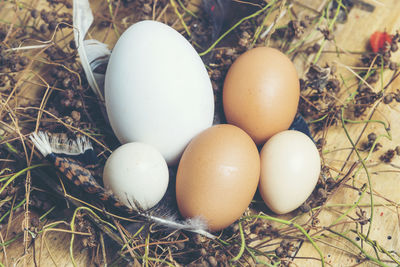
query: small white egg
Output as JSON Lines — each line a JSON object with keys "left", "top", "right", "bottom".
{"left": 103, "top": 142, "right": 169, "bottom": 210}
{"left": 259, "top": 130, "right": 321, "bottom": 214}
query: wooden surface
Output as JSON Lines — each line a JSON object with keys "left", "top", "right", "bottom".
{"left": 1, "top": 0, "right": 399, "bottom": 266}
{"left": 293, "top": 1, "right": 400, "bottom": 266}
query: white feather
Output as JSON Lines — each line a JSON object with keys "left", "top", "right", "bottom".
{"left": 30, "top": 132, "right": 52, "bottom": 156}
{"left": 146, "top": 214, "right": 215, "bottom": 239}
{"left": 124, "top": 194, "right": 215, "bottom": 238}
{"left": 84, "top": 39, "right": 111, "bottom": 71}
{"left": 73, "top": 0, "right": 110, "bottom": 102}
{"left": 30, "top": 131, "right": 92, "bottom": 156}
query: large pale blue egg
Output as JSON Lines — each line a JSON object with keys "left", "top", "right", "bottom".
{"left": 105, "top": 21, "right": 214, "bottom": 165}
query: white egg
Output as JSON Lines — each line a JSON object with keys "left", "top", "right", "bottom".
{"left": 105, "top": 20, "right": 214, "bottom": 165}
{"left": 103, "top": 142, "right": 169, "bottom": 210}
{"left": 259, "top": 130, "right": 321, "bottom": 214}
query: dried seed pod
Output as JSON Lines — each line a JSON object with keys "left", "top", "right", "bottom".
{"left": 326, "top": 177, "right": 336, "bottom": 187}
{"left": 71, "top": 110, "right": 81, "bottom": 121}
{"left": 142, "top": 3, "right": 152, "bottom": 15}
{"left": 275, "top": 246, "right": 286, "bottom": 258}
{"left": 211, "top": 69, "right": 221, "bottom": 81}
{"left": 299, "top": 79, "right": 307, "bottom": 91}
{"left": 74, "top": 100, "right": 83, "bottom": 109}
{"left": 300, "top": 202, "right": 311, "bottom": 212}
{"left": 64, "top": 89, "right": 74, "bottom": 99}
{"left": 19, "top": 56, "right": 29, "bottom": 66}
{"left": 31, "top": 9, "right": 39, "bottom": 18}
{"left": 64, "top": 116, "right": 73, "bottom": 125}
{"left": 61, "top": 98, "right": 72, "bottom": 107}
{"left": 380, "top": 149, "right": 395, "bottom": 163}
{"left": 200, "top": 248, "right": 207, "bottom": 257}
{"left": 312, "top": 43, "right": 321, "bottom": 52}
{"left": 391, "top": 42, "right": 398, "bottom": 52}
{"left": 305, "top": 46, "right": 313, "bottom": 54}
{"left": 208, "top": 256, "right": 218, "bottom": 267}
{"left": 40, "top": 9, "right": 48, "bottom": 21}
{"left": 31, "top": 217, "right": 40, "bottom": 227}
{"left": 389, "top": 61, "right": 397, "bottom": 71}
{"left": 317, "top": 188, "right": 327, "bottom": 199}
{"left": 176, "top": 241, "right": 185, "bottom": 250}
{"left": 395, "top": 93, "right": 400, "bottom": 102}
{"left": 99, "top": 20, "right": 111, "bottom": 28}
{"left": 367, "top": 72, "right": 379, "bottom": 83}
{"left": 384, "top": 94, "right": 393, "bottom": 104}
{"left": 56, "top": 70, "right": 66, "bottom": 79}
{"left": 368, "top": 132, "right": 377, "bottom": 142}
{"left": 326, "top": 78, "right": 340, "bottom": 92}
{"left": 215, "top": 251, "right": 227, "bottom": 263}
{"left": 193, "top": 234, "right": 203, "bottom": 245}
{"left": 49, "top": 21, "right": 58, "bottom": 31}
{"left": 62, "top": 78, "right": 71, "bottom": 88}
{"left": 280, "top": 239, "right": 291, "bottom": 249}
{"left": 74, "top": 84, "right": 84, "bottom": 91}
{"left": 40, "top": 24, "right": 48, "bottom": 34}
{"left": 69, "top": 40, "right": 76, "bottom": 49}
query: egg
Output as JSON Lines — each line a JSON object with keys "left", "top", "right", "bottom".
{"left": 223, "top": 47, "right": 300, "bottom": 145}
{"left": 259, "top": 130, "right": 320, "bottom": 214}
{"left": 176, "top": 124, "right": 260, "bottom": 231}
{"left": 105, "top": 20, "right": 214, "bottom": 165}
{"left": 103, "top": 142, "right": 169, "bottom": 210}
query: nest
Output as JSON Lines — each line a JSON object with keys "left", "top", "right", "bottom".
{"left": 0, "top": 0, "right": 399, "bottom": 266}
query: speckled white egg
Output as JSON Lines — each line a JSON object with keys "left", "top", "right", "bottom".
{"left": 103, "top": 142, "right": 169, "bottom": 210}
{"left": 105, "top": 20, "right": 214, "bottom": 165}
{"left": 259, "top": 130, "right": 321, "bottom": 214}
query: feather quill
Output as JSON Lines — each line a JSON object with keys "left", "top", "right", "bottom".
{"left": 73, "top": 0, "right": 110, "bottom": 102}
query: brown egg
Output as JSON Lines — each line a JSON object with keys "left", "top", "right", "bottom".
{"left": 176, "top": 124, "right": 260, "bottom": 231}
{"left": 223, "top": 47, "right": 300, "bottom": 145}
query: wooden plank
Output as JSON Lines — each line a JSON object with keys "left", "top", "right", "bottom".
{"left": 293, "top": 1, "right": 400, "bottom": 266}
{"left": 0, "top": 212, "right": 92, "bottom": 267}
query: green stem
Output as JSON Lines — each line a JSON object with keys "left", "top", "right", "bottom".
{"left": 0, "top": 163, "right": 48, "bottom": 196}
{"left": 0, "top": 198, "right": 26, "bottom": 223}
{"left": 342, "top": 118, "right": 391, "bottom": 140}
{"left": 39, "top": 206, "right": 56, "bottom": 221}
{"left": 106, "top": 0, "right": 120, "bottom": 37}
{"left": 120, "top": 225, "right": 145, "bottom": 252}
{"left": 0, "top": 218, "right": 63, "bottom": 250}
{"left": 353, "top": 230, "right": 400, "bottom": 265}
{"left": 245, "top": 214, "right": 325, "bottom": 267}
{"left": 308, "top": 113, "right": 329, "bottom": 124}
{"left": 286, "top": 4, "right": 327, "bottom": 55}
{"left": 231, "top": 221, "right": 246, "bottom": 262}
{"left": 328, "top": 229, "right": 389, "bottom": 267}
{"left": 340, "top": 108, "right": 374, "bottom": 239}
{"left": 176, "top": 0, "right": 198, "bottom": 18}
{"left": 144, "top": 232, "right": 150, "bottom": 267}
{"left": 246, "top": 247, "right": 279, "bottom": 266}
{"left": 330, "top": 184, "right": 367, "bottom": 226}
{"left": 251, "top": 4, "right": 277, "bottom": 46}
{"left": 70, "top": 206, "right": 117, "bottom": 267}
{"left": 313, "top": 0, "right": 342, "bottom": 64}
{"left": 170, "top": 0, "right": 191, "bottom": 37}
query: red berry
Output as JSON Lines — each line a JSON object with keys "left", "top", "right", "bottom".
{"left": 370, "top": 31, "right": 392, "bottom": 53}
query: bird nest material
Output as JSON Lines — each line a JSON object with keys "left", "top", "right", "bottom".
{"left": 0, "top": 0, "right": 399, "bottom": 266}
